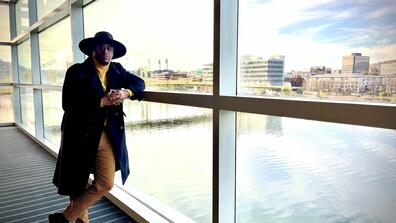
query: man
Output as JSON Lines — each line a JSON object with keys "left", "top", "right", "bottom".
{"left": 49, "top": 31, "right": 145, "bottom": 223}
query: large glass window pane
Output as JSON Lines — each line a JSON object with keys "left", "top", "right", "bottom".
{"left": 15, "top": 0, "right": 29, "bottom": 35}
{"left": 36, "top": 0, "right": 64, "bottom": 20}
{"left": 238, "top": 0, "right": 396, "bottom": 104}
{"left": 115, "top": 101, "right": 212, "bottom": 222}
{"left": 0, "top": 46, "right": 12, "bottom": 83}
{"left": 17, "top": 39, "right": 32, "bottom": 83}
{"left": 236, "top": 112, "right": 396, "bottom": 223}
{"left": 83, "top": 0, "right": 213, "bottom": 94}
{"left": 0, "top": 4, "right": 10, "bottom": 41}
{"left": 0, "top": 86, "right": 14, "bottom": 123}
{"left": 42, "top": 90, "right": 62, "bottom": 145}
{"left": 39, "top": 17, "right": 72, "bottom": 85}
{"left": 20, "top": 87, "right": 35, "bottom": 134}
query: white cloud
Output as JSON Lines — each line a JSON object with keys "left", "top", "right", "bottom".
{"left": 238, "top": 0, "right": 396, "bottom": 71}
{"left": 82, "top": 0, "right": 395, "bottom": 72}
{"left": 331, "top": 10, "right": 354, "bottom": 19}
{"left": 291, "top": 23, "right": 335, "bottom": 37}
{"left": 366, "top": 5, "right": 396, "bottom": 19}
{"left": 240, "top": 0, "right": 338, "bottom": 31}
{"left": 352, "top": 44, "right": 396, "bottom": 63}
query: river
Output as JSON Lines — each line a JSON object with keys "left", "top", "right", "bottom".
{"left": 118, "top": 102, "right": 396, "bottom": 223}
{"left": 17, "top": 97, "right": 396, "bottom": 223}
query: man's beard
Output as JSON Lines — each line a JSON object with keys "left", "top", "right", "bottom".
{"left": 94, "top": 55, "right": 111, "bottom": 65}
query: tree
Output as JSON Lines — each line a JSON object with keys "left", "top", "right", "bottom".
{"left": 290, "top": 75, "right": 305, "bottom": 87}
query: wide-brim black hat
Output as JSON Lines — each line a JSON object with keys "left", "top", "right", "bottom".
{"left": 79, "top": 31, "right": 127, "bottom": 59}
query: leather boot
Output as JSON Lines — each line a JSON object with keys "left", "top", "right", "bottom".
{"left": 48, "top": 213, "right": 68, "bottom": 223}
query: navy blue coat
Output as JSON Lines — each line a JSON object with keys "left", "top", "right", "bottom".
{"left": 52, "top": 57, "right": 145, "bottom": 196}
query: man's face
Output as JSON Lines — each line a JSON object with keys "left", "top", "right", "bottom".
{"left": 93, "top": 43, "right": 114, "bottom": 65}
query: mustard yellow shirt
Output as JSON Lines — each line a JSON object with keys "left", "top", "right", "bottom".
{"left": 93, "top": 57, "right": 109, "bottom": 92}
{"left": 93, "top": 57, "right": 133, "bottom": 108}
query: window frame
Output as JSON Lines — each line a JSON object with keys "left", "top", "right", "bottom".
{"left": 6, "top": 0, "right": 396, "bottom": 223}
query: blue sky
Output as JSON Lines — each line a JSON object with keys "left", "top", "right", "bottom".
{"left": 239, "top": 0, "right": 396, "bottom": 70}
{"left": 279, "top": 0, "right": 396, "bottom": 48}
{"left": 7, "top": 0, "right": 393, "bottom": 72}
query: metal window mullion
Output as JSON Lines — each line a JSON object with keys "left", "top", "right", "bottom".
{"left": 218, "top": 110, "right": 236, "bottom": 223}
{"left": 28, "top": 0, "right": 38, "bottom": 26}
{"left": 31, "top": 32, "right": 44, "bottom": 139}
{"left": 213, "top": 0, "right": 238, "bottom": 222}
{"left": 143, "top": 91, "right": 396, "bottom": 130}
{"left": 71, "top": 0, "right": 85, "bottom": 63}
{"left": 29, "top": 0, "right": 44, "bottom": 139}
{"left": 219, "top": 0, "right": 238, "bottom": 97}
{"left": 10, "top": 2, "right": 21, "bottom": 124}
{"left": 212, "top": 0, "right": 220, "bottom": 220}
{"left": 11, "top": 50, "right": 21, "bottom": 124}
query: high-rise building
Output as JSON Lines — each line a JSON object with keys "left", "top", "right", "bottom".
{"left": 342, "top": 53, "right": 370, "bottom": 75}
{"left": 239, "top": 55, "right": 285, "bottom": 86}
{"left": 202, "top": 63, "right": 213, "bottom": 83}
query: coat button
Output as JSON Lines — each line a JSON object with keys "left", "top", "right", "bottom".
{"left": 115, "top": 112, "right": 119, "bottom": 116}
{"left": 120, "top": 126, "right": 124, "bottom": 130}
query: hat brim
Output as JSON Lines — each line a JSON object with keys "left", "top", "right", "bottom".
{"left": 79, "top": 37, "right": 127, "bottom": 59}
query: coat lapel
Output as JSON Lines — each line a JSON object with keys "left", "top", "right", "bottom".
{"left": 91, "top": 74, "right": 105, "bottom": 98}
{"left": 83, "top": 57, "right": 105, "bottom": 100}
{"left": 106, "top": 64, "right": 120, "bottom": 90}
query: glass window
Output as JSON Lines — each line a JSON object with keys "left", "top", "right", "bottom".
{"left": 238, "top": 0, "right": 396, "bottom": 104}
{"left": 83, "top": 0, "right": 213, "bottom": 94}
{"left": 114, "top": 101, "right": 212, "bottom": 222}
{"left": 36, "top": 0, "right": 64, "bottom": 20}
{"left": 0, "top": 86, "right": 14, "bottom": 123}
{"left": 17, "top": 39, "right": 32, "bottom": 83}
{"left": 15, "top": 0, "right": 29, "bottom": 35}
{"left": 20, "top": 87, "right": 35, "bottom": 134}
{"left": 0, "top": 46, "right": 12, "bottom": 83}
{"left": 0, "top": 4, "right": 10, "bottom": 41}
{"left": 236, "top": 112, "right": 396, "bottom": 222}
{"left": 42, "top": 90, "right": 62, "bottom": 145}
{"left": 39, "top": 17, "right": 72, "bottom": 85}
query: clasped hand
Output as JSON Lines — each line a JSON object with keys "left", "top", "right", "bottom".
{"left": 101, "top": 89, "right": 130, "bottom": 106}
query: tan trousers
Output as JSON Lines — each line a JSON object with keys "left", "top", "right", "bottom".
{"left": 63, "top": 132, "right": 115, "bottom": 223}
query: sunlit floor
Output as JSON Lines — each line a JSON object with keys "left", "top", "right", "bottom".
{"left": 0, "top": 126, "right": 136, "bottom": 223}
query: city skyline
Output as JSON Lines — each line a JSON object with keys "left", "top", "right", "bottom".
{"left": 239, "top": 0, "right": 396, "bottom": 71}
{"left": 2, "top": 0, "right": 396, "bottom": 73}
{"left": 101, "top": 0, "right": 396, "bottom": 72}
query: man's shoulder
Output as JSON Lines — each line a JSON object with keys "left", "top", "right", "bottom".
{"left": 67, "top": 62, "right": 84, "bottom": 72}
{"left": 110, "top": 61, "right": 123, "bottom": 69}
{"left": 110, "top": 61, "right": 127, "bottom": 73}
{"left": 65, "top": 62, "right": 91, "bottom": 79}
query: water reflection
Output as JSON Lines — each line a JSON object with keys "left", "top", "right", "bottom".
{"left": 237, "top": 115, "right": 396, "bottom": 223}
{"left": 0, "top": 89, "right": 14, "bottom": 123}
{"left": 42, "top": 101, "right": 396, "bottom": 223}
{"left": 238, "top": 113, "right": 283, "bottom": 136}
{"left": 122, "top": 102, "right": 212, "bottom": 223}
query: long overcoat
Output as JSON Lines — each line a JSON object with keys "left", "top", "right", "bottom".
{"left": 52, "top": 57, "right": 145, "bottom": 196}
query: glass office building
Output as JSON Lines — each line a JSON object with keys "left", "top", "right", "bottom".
{"left": 1, "top": 0, "right": 396, "bottom": 222}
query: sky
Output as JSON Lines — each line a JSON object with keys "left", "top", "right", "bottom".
{"left": 239, "top": 0, "right": 396, "bottom": 71}
{"left": 84, "top": 0, "right": 213, "bottom": 72}
{"left": 2, "top": 0, "right": 396, "bottom": 72}
{"left": 84, "top": 0, "right": 396, "bottom": 72}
